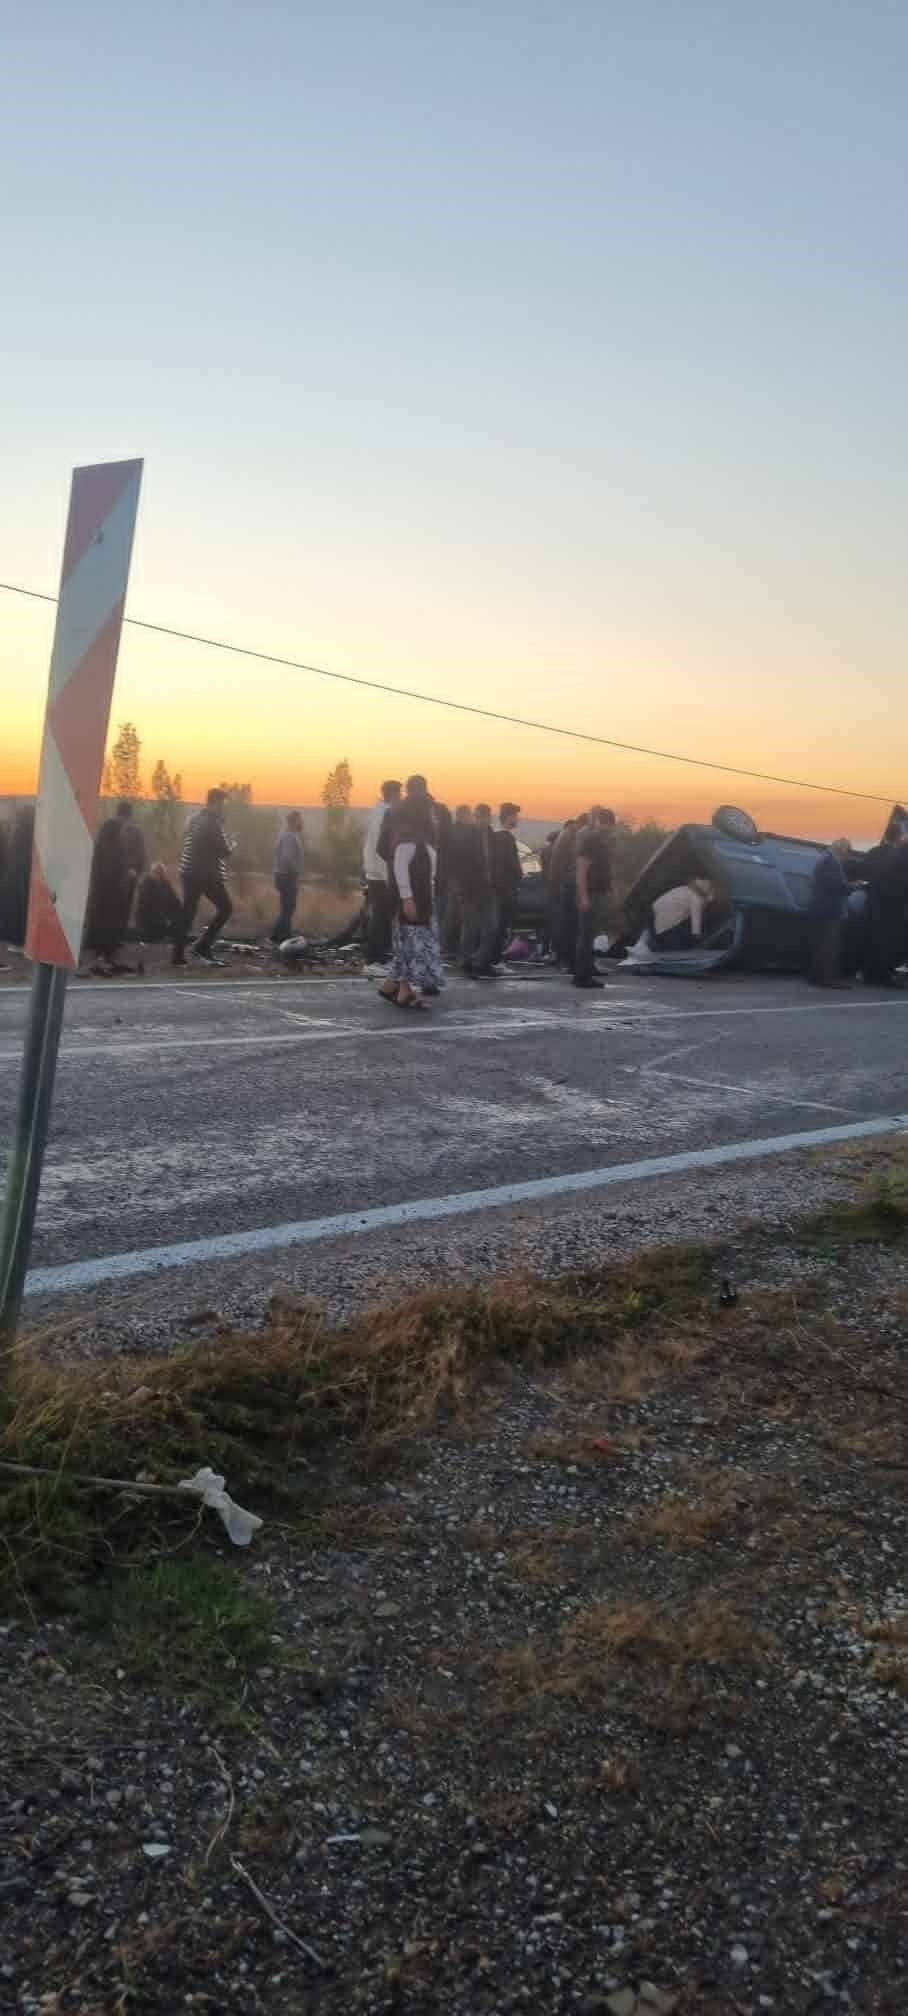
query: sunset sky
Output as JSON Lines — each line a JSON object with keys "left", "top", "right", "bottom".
{"left": 2, "top": 3, "right": 906, "bottom": 840}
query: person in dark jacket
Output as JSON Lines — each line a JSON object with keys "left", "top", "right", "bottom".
{"left": 442, "top": 805, "right": 474, "bottom": 957}
{"left": 540, "top": 830, "right": 559, "bottom": 883}
{"left": 180, "top": 788, "right": 233, "bottom": 964}
{"left": 459, "top": 804, "right": 499, "bottom": 977}
{"left": 83, "top": 801, "right": 144, "bottom": 972}
{"left": 861, "top": 829, "right": 908, "bottom": 984}
{"left": 491, "top": 803, "right": 523, "bottom": 962}
{"left": 136, "top": 863, "right": 185, "bottom": 960}
{"left": 432, "top": 801, "right": 454, "bottom": 950}
{"left": 548, "top": 818, "right": 583, "bottom": 966}
{"left": 572, "top": 806, "right": 616, "bottom": 988}
{"left": 269, "top": 811, "right": 304, "bottom": 944}
{"left": 807, "top": 839, "right": 853, "bottom": 986}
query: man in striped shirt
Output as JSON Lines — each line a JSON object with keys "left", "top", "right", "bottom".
{"left": 180, "top": 788, "right": 233, "bottom": 965}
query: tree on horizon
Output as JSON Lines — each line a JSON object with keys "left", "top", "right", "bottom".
{"left": 144, "top": 759, "right": 184, "bottom": 854}
{"left": 321, "top": 759, "right": 353, "bottom": 810}
{"left": 107, "top": 721, "right": 142, "bottom": 801}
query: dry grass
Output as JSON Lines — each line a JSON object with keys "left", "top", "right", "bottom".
{"left": 630, "top": 1475, "right": 743, "bottom": 1548}
{"left": 599, "top": 1752, "right": 640, "bottom": 1794}
{"left": 564, "top": 1594, "right": 762, "bottom": 1674}
{"left": 0, "top": 1247, "right": 713, "bottom": 1614}
{"left": 553, "top": 1324, "right": 716, "bottom": 1405}
{"left": 868, "top": 1655, "right": 908, "bottom": 1696}
{"left": 507, "top": 1526, "right": 588, "bottom": 1587}
{"left": 525, "top": 1431, "right": 617, "bottom": 1466}
{"left": 494, "top": 1594, "right": 768, "bottom": 1718}
{"left": 828, "top": 1421, "right": 905, "bottom": 1464}
{"left": 864, "top": 1613, "right": 908, "bottom": 1645}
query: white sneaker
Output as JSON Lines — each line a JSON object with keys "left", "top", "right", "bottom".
{"left": 364, "top": 962, "right": 392, "bottom": 979}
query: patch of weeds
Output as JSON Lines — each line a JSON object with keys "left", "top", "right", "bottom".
{"left": 599, "top": 1751, "right": 641, "bottom": 1794}
{"left": 75, "top": 1554, "right": 278, "bottom": 1690}
{"left": 868, "top": 1653, "right": 908, "bottom": 1697}
{"left": 507, "top": 1526, "right": 588, "bottom": 1587}
{"left": 526, "top": 1431, "right": 616, "bottom": 1467}
{"left": 808, "top": 1148, "right": 908, "bottom": 1244}
{"left": 863, "top": 1612, "right": 908, "bottom": 1646}
{"left": 838, "top": 1605, "right": 908, "bottom": 1698}
{"left": 629, "top": 1475, "right": 744, "bottom": 1548}
{"left": 567, "top": 1594, "right": 759, "bottom": 1668}
{"left": 494, "top": 1595, "right": 767, "bottom": 1720}
{"left": 1, "top": 1245, "right": 717, "bottom": 1620}
{"left": 829, "top": 1421, "right": 905, "bottom": 1464}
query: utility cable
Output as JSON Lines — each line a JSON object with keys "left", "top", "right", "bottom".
{"left": 0, "top": 578, "right": 895, "bottom": 806}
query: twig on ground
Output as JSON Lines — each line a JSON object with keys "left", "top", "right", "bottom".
{"left": 0, "top": 1533, "right": 38, "bottom": 1627}
{"left": 204, "top": 1748, "right": 235, "bottom": 1866}
{"left": 230, "top": 1854, "right": 326, "bottom": 1969}
{"left": 0, "top": 1458, "right": 187, "bottom": 1498}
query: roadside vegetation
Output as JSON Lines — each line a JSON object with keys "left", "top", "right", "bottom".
{"left": 3, "top": 1153, "right": 908, "bottom": 2010}
{"left": 2, "top": 1148, "right": 907, "bottom": 1657}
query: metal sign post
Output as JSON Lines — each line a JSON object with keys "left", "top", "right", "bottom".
{"left": 0, "top": 459, "right": 143, "bottom": 1349}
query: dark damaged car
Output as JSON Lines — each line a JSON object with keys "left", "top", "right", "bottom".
{"left": 618, "top": 805, "right": 908, "bottom": 978}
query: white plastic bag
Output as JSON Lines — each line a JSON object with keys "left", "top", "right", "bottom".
{"left": 177, "top": 1466, "right": 262, "bottom": 1546}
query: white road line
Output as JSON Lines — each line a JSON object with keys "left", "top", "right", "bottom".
{"left": 2, "top": 991, "right": 908, "bottom": 1064}
{"left": 0, "top": 1009, "right": 636, "bottom": 1063}
{"left": 617, "top": 998, "right": 908, "bottom": 1022}
{"left": 24, "top": 1110, "right": 908, "bottom": 1299}
{"left": 627, "top": 1066, "right": 858, "bottom": 1116}
{"left": 0, "top": 1014, "right": 570, "bottom": 1063}
{"left": 0, "top": 977, "right": 360, "bottom": 1001}
{"left": 274, "top": 1009, "right": 359, "bottom": 1030}
{"left": 624, "top": 1036, "right": 710, "bottom": 1074}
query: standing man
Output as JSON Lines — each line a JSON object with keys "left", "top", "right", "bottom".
{"left": 180, "top": 787, "right": 233, "bottom": 966}
{"left": 442, "top": 804, "right": 474, "bottom": 957}
{"left": 572, "top": 806, "right": 616, "bottom": 990}
{"left": 862, "top": 827, "right": 908, "bottom": 984}
{"left": 83, "top": 800, "right": 144, "bottom": 974}
{"left": 547, "top": 818, "right": 579, "bottom": 966}
{"left": 270, "top": 810, "right": 305, "bottom": 945}
{"left": 491, "top": 802, "right": 523, "bottom": 963}
{"left": 363, "top": 779, "right": 401, "bottom": 977}
{"left": 806, "top": 839, "right": 851, "bottom": 987}
{"left": 461, "top": 803, "right": 499, "bottom": 978}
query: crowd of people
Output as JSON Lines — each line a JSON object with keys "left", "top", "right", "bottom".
{"left": 361, "top": 779, "right": 617, "bottom": 1007}
{"left": 806, "top": 821, "right": 908, "bottom": 988}
{"left": 83, "top": 788, "right": 239, "bottom": 972}
{"left": 79, "top": 781, "right": 620, "bottom": 999}
{"left": 74, "top": 784, "right": 908, "bottom": 1001}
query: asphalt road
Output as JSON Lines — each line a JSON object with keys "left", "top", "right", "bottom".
{"left": 2, "top": 963, "right": 908, "bottom": 1342}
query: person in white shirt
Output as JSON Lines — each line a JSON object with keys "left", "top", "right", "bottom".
{"left": 651, "top": 878, "right": 715, "bottom": 950}
{"left": 363, "top": 780, "right": 401, "bottom": 975}
{"left": 377, "top": 777, "right": 445, "bottom": 1010}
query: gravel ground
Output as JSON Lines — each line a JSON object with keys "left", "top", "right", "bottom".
{"left": 3, "top": 1206, "right": 908, "bottom": 2014}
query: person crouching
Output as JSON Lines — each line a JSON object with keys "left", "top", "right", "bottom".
{"left": 136, "top": 863, "right": 186, "bottom": 965}
{"left": 651, "top": 877, "right": 715, "bottom": 952}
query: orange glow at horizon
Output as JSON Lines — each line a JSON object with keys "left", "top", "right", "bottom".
{"left": 1, "top": 597, "right": 898, "bottom": 844}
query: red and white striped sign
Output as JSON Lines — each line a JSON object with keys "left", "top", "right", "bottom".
{"left": 25, "top": 459, "right": 143, "bottom": 968}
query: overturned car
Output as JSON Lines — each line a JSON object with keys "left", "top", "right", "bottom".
{"left": 619, "top": 804, "right": 908, "bottom": 979}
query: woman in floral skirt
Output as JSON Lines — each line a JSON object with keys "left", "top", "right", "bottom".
{"left": 378, "top": 777, "right": 445, "bottom": 1011}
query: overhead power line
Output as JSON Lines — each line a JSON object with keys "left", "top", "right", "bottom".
{"left": 0, "top": 578, "right": 896, "bottom": 807}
